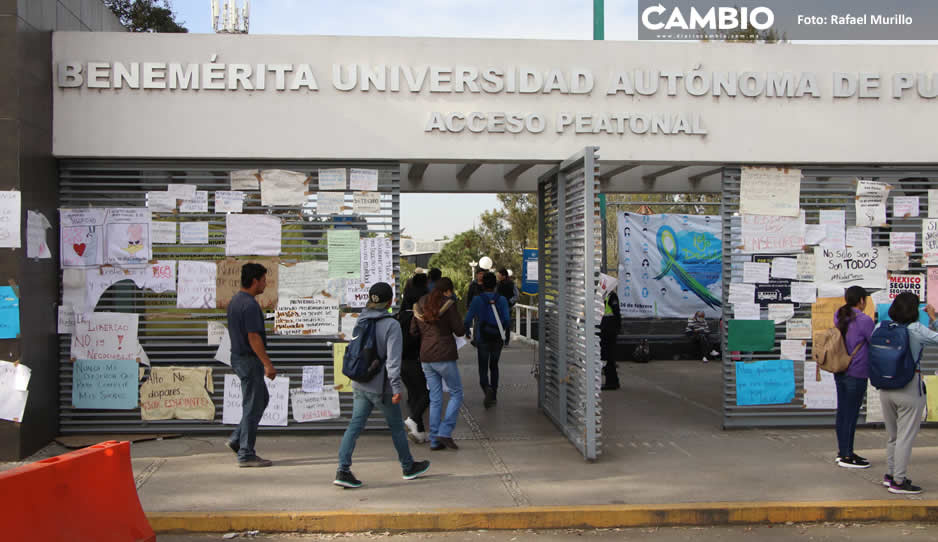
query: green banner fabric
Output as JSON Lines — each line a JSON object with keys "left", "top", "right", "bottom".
{"left": 728, "top": 319, "right": 776, "bottom": 352}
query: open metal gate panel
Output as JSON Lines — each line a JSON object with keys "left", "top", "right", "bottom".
{"left": 58, "top": 160, "right": 400, "bottom": 434}
{"left": 537, "top": 147, "right": 604, "bottom": 460}
{"left": 721, "top": 166, "right": 938, "bottom": 428}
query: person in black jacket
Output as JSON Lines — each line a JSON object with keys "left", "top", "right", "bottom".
{"left": 600, "top": 290, "right": 621, "bottom": 390}
{"left": 399, "top": 272, "right": 430, "bottom": 443}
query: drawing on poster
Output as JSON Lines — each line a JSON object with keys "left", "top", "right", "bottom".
{"left": 893, "top": 196, "right": 920, "bottom": 218}
{"left": 349, "top": 168, "right": 379, "bottom": 191}
{"left": 740, "top": 212, "right": 804, "bottom": 254}
{"left": 803, "top": 361, "right": 836, "bottom": 409}
{"left": 223, "top": 374, "right": 289, "bottom": 426}
{"left": 226, "top": 214, "right": 281, "bottom": 256}
{"left": 60, "top": 208, "right": 106, "bottom": 267}
{"left": 179, "top": 191, "right": 209, "bottom": 213}
{"left": 855, "top": 179, "right": 890, "bottom": 227}
{"left": 735, "top": 360, "right": 795, "bottom": 406}
{"left": 0, "top": 191, "right": 21, "bottom": 249}
{"left": 72, "top": 359, "right": 138, "bottom": 410}
{"left": 177, "top": 260, "right": 217, "bottom": 309}
{"left": 291, "top": 388, "right": 341, "bottom": 422}
{"left": 260, "top": 169, "right": 308, "bottom": 206}
{"left": 139, "top": 367, "right": 214, "bottom": 421}
{"left": 216, "top": 258, "right": 279, "bottom": 310}
{"left": 739, "top": 167, "right": 800, "bottom": 217}
{"left": 275, "top": 296, "right": 339, "bottom": 335}
{"left": 104, "top": 208, "right": 152, "bottom": 266}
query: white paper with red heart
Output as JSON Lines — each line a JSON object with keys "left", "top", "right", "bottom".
{"left": 60, "top": 208, "right": 106, "bottom": 268}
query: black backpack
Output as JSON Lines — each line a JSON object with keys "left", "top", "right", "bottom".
{"left": 342, "top": 315, "right": 391, "bottom": 382}
{"left": 633, "top": 339, "right": 651, "bottom": 363}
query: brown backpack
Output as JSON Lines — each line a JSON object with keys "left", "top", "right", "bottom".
{"left": 812, "top": 328, "right": 861, "bottom": 373}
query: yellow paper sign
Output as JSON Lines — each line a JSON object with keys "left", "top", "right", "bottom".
{"left": 811, "top": 296, "right": 875, "bottom": 341}
{"left": 333, "top": 342, "right": 352, "bottom": 392}
{"left": 925, "top": 375, "right": 938, "bottom": 422}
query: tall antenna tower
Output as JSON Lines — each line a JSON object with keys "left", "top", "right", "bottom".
{"left": 211, "top": 0, "right": 250, "bottom": 34}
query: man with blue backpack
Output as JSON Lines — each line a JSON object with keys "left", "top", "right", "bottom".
{"left": 869, "top": 292, "right": 935, "bottom": 495}
{"left": 464, "top": 272, "right": 510, "bottom": 408}
{"left": 334, "top": 282, "right": 430, "bottom": 489}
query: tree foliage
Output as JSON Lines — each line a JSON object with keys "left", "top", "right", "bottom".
{"left": 105, "top": 0, "right": 188, "bottom": 33}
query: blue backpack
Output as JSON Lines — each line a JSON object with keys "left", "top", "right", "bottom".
{"left": 869, "top": 321, "right": 919, "bottom": 390}
{"left": 342, "top": 315, "right": 391, "bottom": 383}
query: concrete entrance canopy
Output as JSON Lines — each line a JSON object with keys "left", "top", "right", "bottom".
{"left": 53, "top": 32, "right": 938, "bottom": 195}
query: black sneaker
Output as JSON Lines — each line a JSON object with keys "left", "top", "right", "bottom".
{"left": 483, "top": 387, "right": 495, "bottom": 408}
{"left": 225, "top": 440, "right": 239, "bottom": 454}
{"left": 888, "top": 479, "right": 923, "bottom": 494}
{"left": 852, "top": 453, "right": 869, "bottom": 463}
{"left": 333, "top": 470, "right": 362, "bottom": 489}
{"left": 883, "top": 474, "right": 895, "bottom": 487}
{"left": 238, "top": 456, "right": 273, "bottom": 468}
{"left": 402, "top": 460, "right": 430, "bottom": 480}
{"left": 837, "top": 455, "right": 871, "bottom": 469}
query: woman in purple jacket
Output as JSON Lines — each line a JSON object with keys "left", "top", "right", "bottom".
{"left": 832, "top": 285, "right": 874, "bottom": 469}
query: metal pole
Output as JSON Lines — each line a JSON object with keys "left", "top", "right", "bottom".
{"left": 594, "top": 2, "right": 605, "bottom": 272}
{"left": 593, "top": 0, "right": 604, "bottom": 40}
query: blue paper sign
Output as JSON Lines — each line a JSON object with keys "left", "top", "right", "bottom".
{"left": 735, "top": 360, "right": 796, "bottom": 406}
{"left": 876, "top": 303, "right": 930, "bottom": 326}
{"left": 0, "top": 286, "right": 19, "bottom": 339}
{"left": 72, "top": 359, "right": 138, "bottom": 410}
{"left": 521, "top": 248, "right": 538, "bottom": 295}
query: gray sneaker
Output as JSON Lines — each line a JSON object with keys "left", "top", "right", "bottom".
{"left": 239, "top": 456, "right": 273, "bottom": 468}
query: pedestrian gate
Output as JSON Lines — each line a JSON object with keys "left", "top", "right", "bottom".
{"left": 537, "top": 147, "right": 604, "bottom": 460}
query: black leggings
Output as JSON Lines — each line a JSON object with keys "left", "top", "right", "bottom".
{"left": 401, "top": 360, "right": 429, "bottom": 432}
{"left": 689, "top": 332, "right": 711, "bottom": 358}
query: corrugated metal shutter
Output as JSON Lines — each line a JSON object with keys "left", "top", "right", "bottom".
{"left": 721, "top": 166, "right": 938, "bottom": 428}
{"left": 537, "top": 147, "right": 603, "bottom": 459}
{"left": 58, "top": 160, "right": 400, "bottom": 434}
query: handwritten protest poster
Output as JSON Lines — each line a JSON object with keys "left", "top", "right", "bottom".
{"left": 58, "top": 305, "right": 76, "bottom": 334}
{"left": 771, "top": 258, "right": 797, "bottom": 280}
{"left": 0, "top": 360, "right": 28, "bottom": 422}
{"left": 811, "top": 296, "right": 875, "bottom": 340}
{"left": 768, "top": 303, "right": 794, "bottom": 323}
{"left": 819, "top": 210, "right": 846, "bottom": 249}
{"left": 230, "top": 169, "right": 260, "bottom": 190}
{"left": 352, "top": 192, "right": 381, "bottom": 214}
{"left": 0, "top": 287, "right": 19, "bottom": 339}
{"left": 70, "top": 312, "right": 139, "bottom": 363}
{"left": 893, "top": 196, "right": 920, "bottom": 218}
{"left": 889, "top": 232, "right": 916, "bottom": 253}
{"left": 179, "top": 191, "right": 208, "bottom": 213}
{"left": 333, "top": 342, "right": 352, "bottom": 392}
{"left": 855, "top": 179, "right": 890, "bottom": 227}
{"left": 318, "top": 168, "right": 346, "bottom": 190}
{"left": 803, "top": 225, "right": 825, "bottom": 246}
{"left": 923, "top": 219, "right": 938, "bottom": 265}
{"left": 924, "top": 376, "right": 938, "bottom": 422}
{"left": 275, "top": 296, "right": 339, "bottom": 335}
{"left": 104, "top": 208, "right": 151, "bottom": 267}
{"left": 728, "top": 283, "right": 755, "bottom": 305}
{"left": 303, "top": 365, "right": 324, "bottom": 393}
{"left": 743, "top": 262, "right": 770, "bottom": 284}
{"left": 26, "top": 210, "right": 51, "bottom": 259}
{"left": 84, "top": 260, "right": 177, "bottom": 311}
{"left": 345, "top": 237, "right": 393, "bottom": 307}
{"left": 328, "top": 230, "right": 361, "bottom": 279}
{"left": 226, "top": 214, "right": 281, "bottom": 256}
{"left": 279, "top": 261, "right": 329, "bottom": 299}
{"left": 207, "top": 322, "right": 226, "bottom": 345}
{"left": 845, "top": 227, "right": 871, "bottom": 248}
{"left": 888, "top": 274, "right": 924, "bottom": 301}
{"left": 214, "top": 191, "right": 244, "bottom": 213}
{"left": 291, "top": 389, "right": 341, "bottom": 422}
{"left": 780, "top": 339, "right": 806, "bottom": 361}
{"left": 889, "top": 249, "right": 910, "bottom": 271}
{"left": 733, "top": 303, "right": 760, "bottom": 320}
{"left": 740, "top": 213, "right": 804, "bottom": 254}
{"left": 147, "top": 191, "right": 175, "bottom": 213}
{"left": 316, "top": 192, "right": 345, "bottom": 215}
{"left": 803, "top": 361, "right": 836, "bottom": 409}
{"left": 349, "top": 168, "right": 379, "bottom": 192}
{"left": 0, "top": 190, "right": 21, "bottom": 248}
{"left": 739, "top": 167, "right": 800, "bottom": 217}
{"left": 796, "top": 253, "right": 815, "bottom": 281}
{"left": 166, "top": 184, "right": 197, "bottom": 201}
{"left": 180, "top": 222, "right": 209, "bottom": 244}
{"left": 865, "top": 386, "right": 883, "bottom": 422}
{"left": 735, "top": 360, "right": 795, "bottom": 406}
{"left": 223, "top": 374, "right": 289, "bottom": 426}
{"left": 139, "top": 367, "right": 214, "bottom": 421}
{"left": 786, "top": 318, "right": 812, "bottom": 340}
{"left": 216, "top": 258, "right": 279, "bottom": 310}
{"left": 214, "top": 328, "right": 231, "bottom": 366}
{"left": 60, "top": 208, "right": 106, "bottom": 267}
{"left": 814, "top": 246, "right": 886, "bottom": 290}
{"left": 72, "top": 359, "right": 138, "bottom": 410}
{"left": 928, "top": 268, "right": 938, "bottom": 308}
{"left": 151, "top": 221, "right": 176, "bottom": 244}
{"left": 177, "top": 260, "right": 217, "bottom": 309}
{"left": 790, "top": 282, "right": 817, "bottom": 304}
{"left": 261, "top": 169, "right": 308, "bottom": 206}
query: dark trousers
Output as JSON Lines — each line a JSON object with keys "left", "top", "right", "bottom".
{"left": 401, "top": 360, "right": 429, "bottom": 432}
{"left": 688, "top": 332, "right": 711, "bottom": 358}
{"left": 834, "top": 373, "right": 868, "bottom": 458}
{"left": 229, "top": 353, "right": 269, "bottom": 461}
{"left": 603, "top": 358, "right": 620, "bottom": 388}
{"left": 477, "top": 339, "right": 503, "bottom": 395}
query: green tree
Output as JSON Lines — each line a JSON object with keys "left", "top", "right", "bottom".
{"left": 105, "top": 0, "right": 188, "bottom": 33}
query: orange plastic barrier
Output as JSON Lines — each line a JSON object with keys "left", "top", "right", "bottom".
{"left": 0, "top": 440, "right": 155, "bottom": 542}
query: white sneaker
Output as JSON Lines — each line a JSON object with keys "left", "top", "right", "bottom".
{"left": 415, "top": 431, "right": 428, "bottom": 444}
{"left": 404, "top": 417, "right": 419, "bottom": 437}
{"left": 709, "top": 350, "right": 720, "bottom": 357}
{"left": 702, "top": 357, "right": 709, "bottom": 363}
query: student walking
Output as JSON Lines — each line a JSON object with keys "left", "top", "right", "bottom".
{"left": 832, "top": 286, "right": 874, "bottom": 469}
{"left": 464, "top": 272, "right": 510, "bottom": 408}
{"left": 334, "top": 283, "right": 430, "bottom": 488}
{"left": 876, "top": 293, "right": 934, "bottom": 494}
{"left": 399, "top": 271, "right": 430, "bottom": 443}
{"left": 411, "top": 278, "right": 466, "bottom": 451}
{"left": 226, "top": 263, "right": 277, "bottom": 467}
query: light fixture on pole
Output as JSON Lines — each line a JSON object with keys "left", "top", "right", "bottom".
{"left": 469, "top": 260, "right": 478, "bottom": 282}
{"left": 479, "top": 256, "right": 493, "bottom": 271}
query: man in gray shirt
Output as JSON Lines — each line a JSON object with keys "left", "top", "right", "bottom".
{"left": 226, "top": 263, "right": 277, "bottom": 467}
{"left": 334, "top": 282, "right": 430, "bottom": 488}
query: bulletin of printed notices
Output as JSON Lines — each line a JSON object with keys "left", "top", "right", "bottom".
{"left": 51, "top": 166, "right": 392, "bottom": 426}
{"left": 731, "top": 169, "right": 938, "bottom": 413}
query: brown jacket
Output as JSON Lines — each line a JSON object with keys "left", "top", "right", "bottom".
{"left": 410, "top": 295, "right": 465, "bottom": 363}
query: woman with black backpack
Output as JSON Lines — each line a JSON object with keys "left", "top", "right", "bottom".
{"left": 832, "top": 286, "right": 874, "bottom": 470}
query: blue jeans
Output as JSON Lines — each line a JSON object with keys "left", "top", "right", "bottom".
{"left": 834, "top": 373, "right": 868, "bottom": 458}
{"left": 337, "top": 389, "right": 414, "bottom": 473}
{"left": 422, "top": 361, "right": 463, "bottom": 445}
{"left": 477, "top": 340, "right": 503, "bottom": 395}
{"left": 229, "top": 353, "right": 269, "bottom": 462}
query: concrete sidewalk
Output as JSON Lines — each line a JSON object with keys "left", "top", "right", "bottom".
{"left": 125, "top": 344, "right": 938, "bottom": 530}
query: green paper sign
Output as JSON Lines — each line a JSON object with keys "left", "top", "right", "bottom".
{"left": 728, "top": 319, "right": 776, "bottom": 352}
